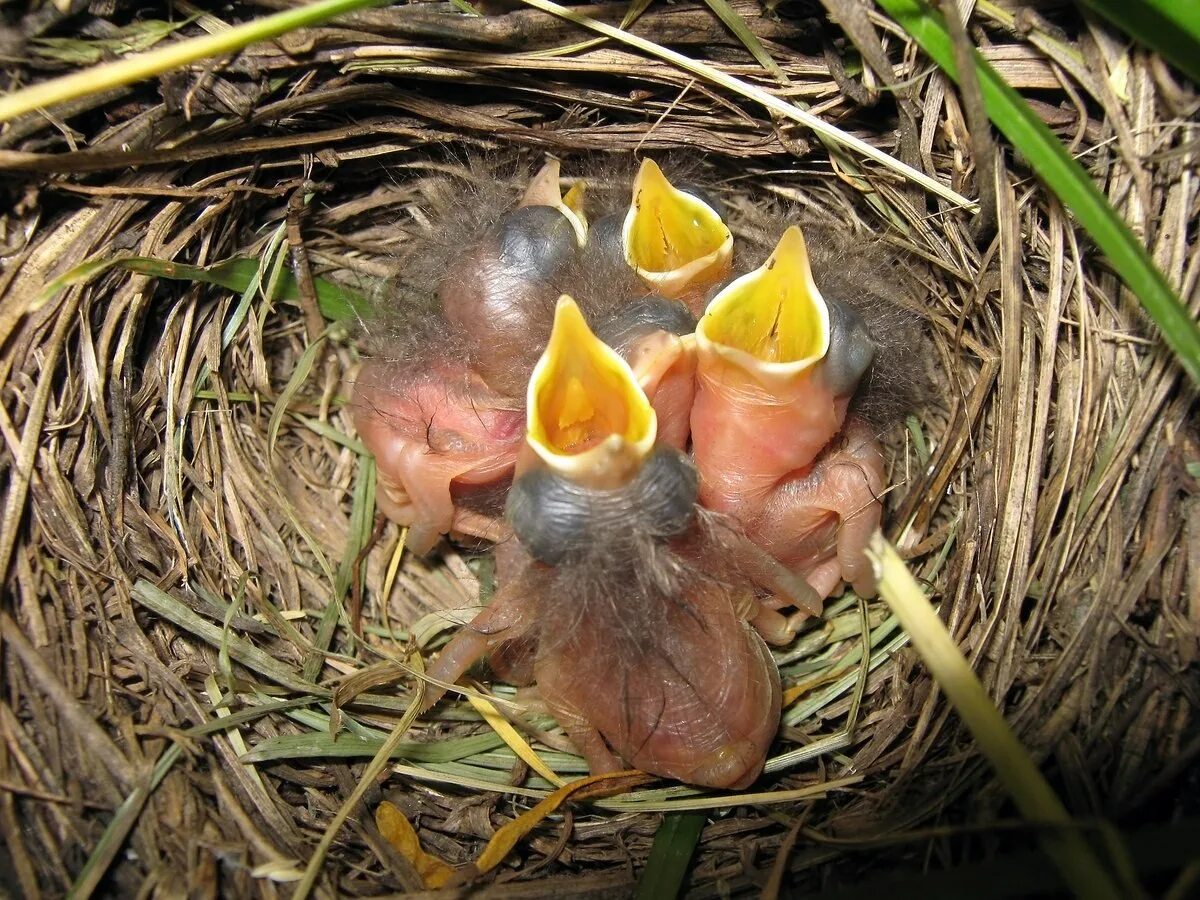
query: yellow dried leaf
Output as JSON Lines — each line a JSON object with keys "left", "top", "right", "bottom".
{"left": 782, "top": 669, "right": 842, "bottom": 706}
{"left": 473, "top": 771, "right": 653, "bottom": 874}
{"left": 375, "top": 801, "right": 455, "bottom": 889}
{"left": 464, "top": 691, "right": 565, "bottom": 787}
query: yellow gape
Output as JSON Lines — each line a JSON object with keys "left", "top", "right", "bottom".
{"left": 698, "top": 225, "right": 830, "bottom": 380}
{"left": 526, "top": 296, "right": 657, "bottom": 487}
{"left": 622, "top": 159, "right": 732, "bottom": 302}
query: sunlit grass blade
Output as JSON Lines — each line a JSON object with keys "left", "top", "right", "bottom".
{"left": 517, "top": 0, "right": 974, "bottom": 211}
{"left": 595, "top": 775, "right": 863, "bottom": 813}
{"left": 241, "top": 729, "right": 504, "bottom": 764}
{"left": 696, "top": 0, "right": 905, "bottom": 226}
{"left": 875, "top": 0, "right": 1200, "bottom": 387}
{"left": 293, "top": 655, "right": 425, "bottom": 900}
{"left": 1075, "top": 0, "right": 1200, "bottom": 85}
{"left": 0, "top": 0, "right": 393, "bottom": 122}
{"left": 464, "top": 692, "right": 566, "bottom": 787}
{"left": 866, "top": 534, "right": 1129, "bottom": 900}
{"left": 635, "top": 812, "right": 706, "bottom": 900}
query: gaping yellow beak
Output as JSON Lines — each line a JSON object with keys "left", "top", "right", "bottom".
{"left": 520, "top": 159, "right": 589, "bottom": 245}
{"left": 526, "top": 296, "right": 657, "bottom": 487}
{"left": 696, "top": 226, "right": 830, "bottom": 385}
{"left": 622, "top": 159, "right": 732, "bottom": 300}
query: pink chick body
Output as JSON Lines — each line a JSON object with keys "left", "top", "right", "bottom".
{"left": 692, "top": 226, "right": 886, "bottom": 613}
{"left": 351, "top": 361, "right": 524, "bottom": 554}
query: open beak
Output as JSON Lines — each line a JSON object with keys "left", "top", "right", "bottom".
{"left": 520, "top": 159, "right": 589, "bottom": 245}
{"left": 696, "top": 225, "right": 829, "bottom": 386}
{"left": 622, "top": 159, "right": 732, "bottom": 303}
{"left": 526, "top": 296, "right": 657, "bottom": 488}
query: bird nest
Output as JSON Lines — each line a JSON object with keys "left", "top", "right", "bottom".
{"left": 1, "top": 1, "right": 1197, "bottom": 897}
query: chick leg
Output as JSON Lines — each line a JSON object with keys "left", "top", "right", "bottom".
{"left": 421, "top": 581, "right": 534, "bottom": 710}
{"left": 769, "top": 418, "right": 886, "bottom": 600}
{"left": 710, "top": 525, "right": 823, "bottom": 644}
{"left": 808, "top": 419, "right": 885, "bottom": 598}
{"left": 541, "top": 693, "right": 623, "bottom": 776}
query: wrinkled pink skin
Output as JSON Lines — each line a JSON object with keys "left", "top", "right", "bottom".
{"left": 691, "top": 351, "right": 885, "bottom": 603}
{"left": 624, "top": 331, "right": 697, "bottom": 451}
{"left": 423, "top": 553, "right": 781, "bottom": 790}
{"left": 540, "top": 584, "right": 779, "bottom": 789}
{"left": 350, "top": 359, "right": 525, "bottom": 554}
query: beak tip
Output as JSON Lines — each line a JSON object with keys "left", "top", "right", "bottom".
{"left": 635, "top": 156, "right": 663, "bottom": 179}
{"left": 776, "top": 225, "right": 809, "bottom": 260}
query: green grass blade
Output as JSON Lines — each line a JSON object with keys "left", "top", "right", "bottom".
{"left": 68, "top": 745, "right": 184, "bottom": 899}
{"left": 300, "top": 454, "right": 375, "bottom": 681}
{"left": 221, "top": 223, "right": 289, "bottom": 351}
{"left": 241, "top": 729, "right": 504, "bottom": 765}
{"left": 0, "top": 0, "right": 394, "bottom": 122}
{"left": 635, "top": 812, "right": 706, "bottom": 900}
{"left": 267, "top": 335, "right": 325, "bottom": 457}
{"left": 875, "top": 0, "right": 1200, "bottom": 387}
{"left": 1076, "top": 0, "right": 1200, "bottom": 85}
{"left": 292, "top": 662, "right": 424, "bottom": 900}
{"left": 131, "top": 580, "right": 324, "bottom": 694}
{"left": 33, "top": 17, "right": 197, "bottom": 65}
{"left": 866, "top": 534, "right": 1129, "bottom": 900}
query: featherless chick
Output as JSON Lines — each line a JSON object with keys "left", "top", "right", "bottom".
{"left": 691, "top": 224, "right": 895, "bottom": 630}
{"left": 351, "top": 161, "right": 589, "bottom": 553}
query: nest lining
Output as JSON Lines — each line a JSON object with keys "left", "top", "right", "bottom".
{"left": 0, "top": 1, "right": 1197, "bottom": 896}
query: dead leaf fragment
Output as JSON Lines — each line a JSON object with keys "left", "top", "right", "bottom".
{"left": 472, "top": 770, "right": 654, "bottom": 875}
{"left": 375, "top": 801, "right": 456, "bottom": 889}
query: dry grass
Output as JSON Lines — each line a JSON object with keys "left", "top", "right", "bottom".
{"left": 0, "top": 0, "right": 1197, "bottom": 896}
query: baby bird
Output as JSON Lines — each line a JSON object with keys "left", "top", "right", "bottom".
{"left": 423, "top": 297, "right": 792, "bottom": 789}
{"left": 691, "top": 225, "right": 886, "bottom": 606}
{"left": 584, "top": 159, "right": 733, "bottom": 316}
{"left": 351, "top": 363, "right": 524, "bottom": 553}
{"left": 351, "top": 162, "right": 587, "bottom": 553}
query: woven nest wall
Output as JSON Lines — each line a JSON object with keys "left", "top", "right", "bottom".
{"left": 1, "top": 1, "right": 1197, "bottom": 897}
